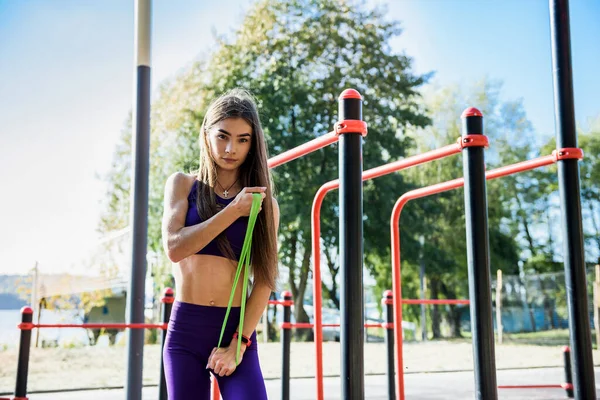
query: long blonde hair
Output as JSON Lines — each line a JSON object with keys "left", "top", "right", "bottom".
{"left": 195, "top": 88, "right": 278, "bottom": 290}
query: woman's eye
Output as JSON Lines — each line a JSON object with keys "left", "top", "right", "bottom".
{"left": 217, "top": 134, "right": 227, "bottom": 140}
{"left": 240, "top": 139, "right": 249, "bottom": 143}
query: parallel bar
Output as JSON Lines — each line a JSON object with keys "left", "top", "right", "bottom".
{"left": 281, "top": 322, "right": 387, "bottom": 329}
{"left": 14, "top": 307, "right": 33, "bottom": 399}
{"left": 338, "top": 90, "right": 365, "bottom": 400}
{"left": 313, "top": 139, "right": 465, "bottom": 400}
{"left": 21, "top": 323, "right": 166, "bottom": 329}
{"left": 158, "top": 289, "right": 174, "bottom": 400}
{"left": 401, "top": 299, "right": 470, "bottom": 305}
{"left": 383, "top": 291, "right": 395, "bottom": 400}
{"left": 563, "top": 346, "right": 574, "bottom": 398}
{"left": 267, "top": 131, "right": 338, "bottom": 168}
{"left": 498, "top": 385, "right": 563, "bottom": 389}
{"left": 390, "top": 153, "right": 558, "bottom": 400}
{"left": 461, "top": 109, "right": 497, "bottom": 400}
{"left": 126, "top": 1, "right": 152, "bottom": 400}
{"left": 549, "top": 1, "right": 596, "bottom": 398}
{"left": 282, "top": 292, "right": 292, "bottom": 400}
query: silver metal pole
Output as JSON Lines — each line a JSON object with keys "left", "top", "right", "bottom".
{"left": 125, "top": 1, "right": 152, "bottom": 399}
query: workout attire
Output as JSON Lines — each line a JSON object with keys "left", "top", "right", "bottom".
{"left": 163, "top": 180, "right": 268, "bottom": 400}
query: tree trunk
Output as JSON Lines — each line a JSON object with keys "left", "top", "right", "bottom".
{"left": 430, "top": 277, "right": 442, "bottom": 339}
{"left": 291, "top": 242, "right": 313, "bottom": 341}
{"left": 588, "top": 201, "right": 600, "bottom": 258}
{"left": 516, "top": 193, "right": 536, "bottom": 256}
{"left": 324, "top": 247, "right": 340, "bottom": 309}
{"left": 540, "top": 279, "right": 556, "bottom": 329}
{"left": 267, "top": 293, "right": 278, "bottom": 341}
{"left": 440, "top": 281, "right": 462, "bottom": 338}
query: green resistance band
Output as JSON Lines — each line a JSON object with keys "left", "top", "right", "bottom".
{"left": 217, "top": 193, "right": 262, "bottom": 365}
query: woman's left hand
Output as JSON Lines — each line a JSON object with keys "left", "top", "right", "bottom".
{"left": 207, "top": 341, "right": 246, "bottom": 377}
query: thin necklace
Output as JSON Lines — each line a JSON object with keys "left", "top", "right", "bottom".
{"left": 216, "top": 177, "right": 239, "bottom": 198}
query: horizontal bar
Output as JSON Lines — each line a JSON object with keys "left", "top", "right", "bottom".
{"left": 280, "top": 322, "right": 388, "bottom": 329}
{"left": 267, "top": 300, "right": 294, "bottom": 306}
{"left": 18, "top": 322, "right": 167, "bottom": 330}
{"left": 498, "top": 384, "right": 563, "bottom": 389}
{"left": 363, "top": 143, "right": 463, "bottom": 181}
{"left": 403, "top": 154, "right": 556, "bottom": 200}
{"left": 401, "top": 299, "right": 470, "bottom": 305}
{"left": 267, "top": 131, "right": 338, "bottom": 169}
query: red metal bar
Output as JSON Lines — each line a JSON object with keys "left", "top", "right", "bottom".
{"left": 391, "top": 153, "right": 557, "bottom": 400}
{"left": 401, "top": 299, "right": 470, "bottom": 305}
{"left": 211, "top": 375, "right": 220, "bottom": 400}
{"left": 267, "top": 300, "right": 294, "bottom": 306}
{"left": 312, "top": 139, "right": 467, "bottom": 400}
{"left": 280, "top": 322, "right": 387, "bottom": 329}
{"left": 18, "top": 322, "right": 167, "bottom": 330}
{"left": 267, "top": 131, "right": 338, "bottom": 169}
{"left": 498, "top": 384, "right": 563, "bottom": 389}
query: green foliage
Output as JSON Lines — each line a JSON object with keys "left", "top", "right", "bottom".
{"left": 539, "top": 119, "right": 600, "bottom": 263}
{"left": 97, "top": 0, "right": 600, "bottom": 342}
{"left": 99, "top": 0, "right": 430, "bottom": 335}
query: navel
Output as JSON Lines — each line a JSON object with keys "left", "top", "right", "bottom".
{"left": 209, "top": 300, "right": 215, "bottom": 306}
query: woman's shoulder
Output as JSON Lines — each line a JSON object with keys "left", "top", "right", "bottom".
{"left": 164, "top": 172, "right": 197, "bottom": 196}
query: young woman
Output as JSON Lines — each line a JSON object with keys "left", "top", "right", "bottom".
{"left": 161, "top": 88, "right": 279, "bottom": 400}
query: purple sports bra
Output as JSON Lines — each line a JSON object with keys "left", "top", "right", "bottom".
{"left": 185, "top": 180, "right": 248, "bottom": 261}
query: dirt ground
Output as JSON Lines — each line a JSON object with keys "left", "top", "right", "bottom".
{"left": 2, "top": 340, "right": 598, "bottom": 394}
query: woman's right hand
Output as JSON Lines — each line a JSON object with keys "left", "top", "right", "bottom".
{"left": 230, "top": 187, "right": 266, "bottom": 217}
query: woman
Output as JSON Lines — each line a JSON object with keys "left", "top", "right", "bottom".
{"left": 161, "top": 88, "right": 279, "bottom": 400}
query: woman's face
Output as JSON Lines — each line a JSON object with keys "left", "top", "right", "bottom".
{"left": 207, "top": 117, "right": 253, "bottom": 172}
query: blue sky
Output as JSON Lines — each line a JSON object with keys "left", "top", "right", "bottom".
{"left": 0, "top": 0, "right": 598, "bottom": 275}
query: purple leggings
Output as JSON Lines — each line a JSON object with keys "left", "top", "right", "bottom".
{"left": 163, "top": 301, "right": 268, "bottom": 400}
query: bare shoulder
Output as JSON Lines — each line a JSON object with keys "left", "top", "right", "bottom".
{"left": 271, "top": 196, "right": 280, "bottom": 226}
{"left": 271, "top": 196, "right": 279, "bottom": 210}
{"left": 165, "top": 172, "right": 196, "bottom": 196}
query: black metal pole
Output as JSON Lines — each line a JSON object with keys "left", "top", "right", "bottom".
{"left": 383, "top": 290, "right": 395, "bottom": 400}
{"left": 159, "top": 288, "right": 174, "bottom": 400}
{"left": 563, "top": 346, "right": 574, "bottom": 398}
{"left": 281, "top": 291, "right": 292, "bottom": 400}
{"left": 338, "top": 89, "right": 365, "bottom": 399}
{"left": 549, "top": 1, "right": 596, "bottom": 398}
{"left": 126, "top": 1, "right": 152, "bottom": 400}
{"left": 14, "top": 306, "right": 33, "bottom": 399}
{"left": 461, "top": 108, "right": 497, "bottom": 400}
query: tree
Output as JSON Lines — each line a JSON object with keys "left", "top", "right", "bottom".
{"left": 100, "top": 0, "right": 431, "bottom": 340}
{"left": 398, "top": 79, "right": 529, "bottom": 338}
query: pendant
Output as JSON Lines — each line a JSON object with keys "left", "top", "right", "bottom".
{"left": 223, "top": 190, "right": 229, "bottom": 198}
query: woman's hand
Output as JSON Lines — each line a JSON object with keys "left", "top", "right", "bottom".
{"left": 229, "top": 187, "right": 266, "bottom": 217}
{"left": 207, "top": 340, "right": 247, "bottom": 377}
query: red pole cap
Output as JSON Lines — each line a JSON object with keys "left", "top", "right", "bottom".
{"left": 21, "top": 306, "right": 33, "bottom": 315}
{"left": 383, "top": 290, "right": 393, "bottom": 298}
{"left": 562, "top": 345, "right": 570, "bottom": 353}
{"left": 282, "top": 291, "right": 292, "bottom": 298}
{"left": 339, "top": 89, "right": 362, "bottom": 100}
{"left": 163, "top": 287, "right": 174, "bottom": 296}
{"left": 461, "top": 107, "right": 483, "bottom": 118}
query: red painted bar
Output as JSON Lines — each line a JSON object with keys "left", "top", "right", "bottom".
{"left": 391, "top": 153, "right": 558, "bottom": 400}
{"left": 401, "top": 299, "right": 470, "bottom": 305}
{"left": 267, "top": 131, "right": 338, "bottom": 169}
{"left": 312, "top": 140, "right": 468, "bottom": 399}
{"left": 498, "top": 384, "right": 563, "bottom": 389}
{"left": 18, "top": 323, "right": 167, "bottom": 330}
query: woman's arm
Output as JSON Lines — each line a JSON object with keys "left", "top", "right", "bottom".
{"left": 161, "top": 172, "right": 265, "bottom": 263}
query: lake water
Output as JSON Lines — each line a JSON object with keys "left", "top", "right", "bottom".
{"left": 0, "top": 309, "right": 90, "bottom": 349}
